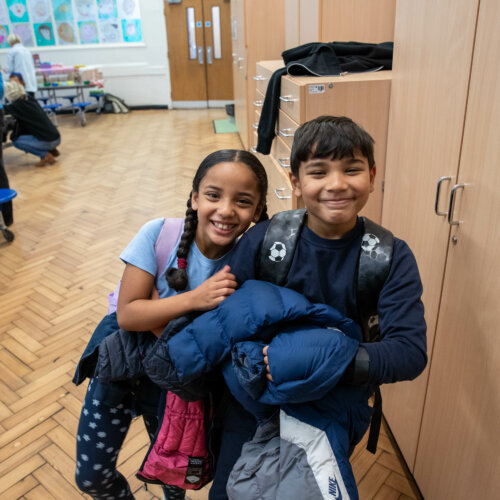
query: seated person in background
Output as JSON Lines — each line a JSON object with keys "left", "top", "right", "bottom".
{"left": 9, "top": 72, "right": 25, "bottom": 87}
{"left": 3, "top": 80, "right": 61, "bottom": 167}
{"left": 5, "top": 34, "right": 37, "bottom": 98}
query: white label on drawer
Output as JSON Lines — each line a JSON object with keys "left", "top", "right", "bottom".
{"left": 308, "top": 84, "right": 326, "bottom": 94}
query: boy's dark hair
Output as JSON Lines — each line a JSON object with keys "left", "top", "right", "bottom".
{"left": 290, "top": 116, "right": 375, "bottom": 176}
{"left": 166, "top": 149, "right": 269, "bottom": 291}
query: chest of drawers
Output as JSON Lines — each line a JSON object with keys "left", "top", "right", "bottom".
{"left": 253, "top": 60, "right": 392, "bottom": 222}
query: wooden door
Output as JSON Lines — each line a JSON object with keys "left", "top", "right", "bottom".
{"left": 380, "top": 0, "right": 479, "bottom": 470}
{"left": 203, "top": 0, "right": 234, "bottom": 102}
{"left": 165, "top": 0, "right": 207, "bottom": 102}
{"left": 164, "top": 0, "right": 233, "bottom": 104}
{"left": 413, "top": 0, "right": 500, "bottom": 497}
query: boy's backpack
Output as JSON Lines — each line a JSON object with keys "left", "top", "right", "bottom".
{"left": 108, "top": 218, "right": 215, "bottom": 490}
{"left": 258, "top": 208, "right": 394, "bottom": 453}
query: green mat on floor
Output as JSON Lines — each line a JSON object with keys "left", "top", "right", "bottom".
{"left": 213, "top": 118, "right": 238, "bottom": 133}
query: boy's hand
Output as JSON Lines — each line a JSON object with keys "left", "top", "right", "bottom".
{"left": 191, "top": 265, "right": 237, "bottom": 311}
{"left": 263, "top": 345, "right": 274, "bottom": 382}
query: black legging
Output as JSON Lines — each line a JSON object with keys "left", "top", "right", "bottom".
{"left": 75, "top": 377, "right": 186, "bottom": 500}
{"left": 0, "top": 109, "right": 13, "bottom": 226}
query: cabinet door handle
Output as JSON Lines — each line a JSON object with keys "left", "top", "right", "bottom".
{"left": 435, "top": 176, "right": 452, "bottom": 216}
{"left": 250, "top": 147, "right": 257, "bottom": 153}
{"left": 278, "top": 158, "right": 290, "bottom": 168}
{"left": 198, "top": 46, "right": 204, "bottom": 64}
{"left": 253, "top": 75, "right": 266, "bottom": 81}
{"left": 279, "top": 128, "right": 294, "bottom": 137}
{"left": 206, "top": 46, "right": 213, "bottom": 64}
{"left": 252, "top": 122, "right": 259, "bottom": 129}
{"left": 448, "top": 184, "right": 465, "bottom": 225}
{"left": 253, "top": 100, "right": 264, "bottom": 107}
{"left": 279, "top": 95, "right": 298, "bottom": 103}
{"left": 274, "top": 188, "right": 292, "bottom": 199}
{"left": 238, "top": 57, "right": 244, "bottom": 70}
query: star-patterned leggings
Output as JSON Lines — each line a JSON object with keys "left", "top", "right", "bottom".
{"left": 75, "top": 377, "right": 186, "bottom": 500}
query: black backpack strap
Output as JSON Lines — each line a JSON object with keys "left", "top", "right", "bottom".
{"left": 357, "top": 217, "right": 394, "bottom": 343}
{"left": 259, "top": 209, "right": 306, "bottom": 286}
{"left": 357, "top": 217, "right": 394, "bottom": 454}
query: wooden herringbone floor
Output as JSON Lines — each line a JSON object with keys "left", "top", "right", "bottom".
{"left": 0, "top": 109, "right": 421, "bottom": 500}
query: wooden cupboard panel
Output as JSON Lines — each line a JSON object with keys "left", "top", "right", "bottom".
{"left": 252, "top": 108, "right": 261, "bottom": 134}
{"left": 271, "top": 134, "right": 292, "bottom": 171}
{"left": 299, "top": 0, "right": 319, "bottom": 44}
{"left": 279, "top": 77, "right": 304, "bottom": 122}
{"left": 413, "top": 1, "right": 500, "bottom": 497}
{"left": 253, "top": 89, "right": 265, "bottom": 110}
{"left": 380, "top": 0, "right": 480, "bottom": 471}
{"left": 284, "top": 0, "right": 299, "bottom": 49}
{"left": 255, "top": 60, "right": 285, "bottom": 95}
{"left": 277, "top": 110, "right": 299, "bottom": 149}
{"left": 321, "top": 0, "right": 396, "bottom": 43}
{"left": 242, "top": 0, "right": 286, "bottom": 149}
{"left": 231, "top": 0, "right": 248, "bottom": 148}
{"left": 257, "top": 137, "right": 293, "bottom": 216}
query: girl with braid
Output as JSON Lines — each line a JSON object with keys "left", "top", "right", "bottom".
{"left": 75, "top": 150, "right": 268, "bottom": 500}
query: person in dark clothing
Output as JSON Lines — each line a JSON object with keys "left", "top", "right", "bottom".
{"left": 0, "top": 77, "right": 13, "bottom": 225}
{"left": 3, "top": 80, "right": 61, "bottom": 167}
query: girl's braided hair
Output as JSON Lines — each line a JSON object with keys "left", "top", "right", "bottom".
{"left": 166, "top": 149, "right": 268, "bottom": 291}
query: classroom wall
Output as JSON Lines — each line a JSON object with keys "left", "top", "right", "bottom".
{"left": 0, "top": 1, "right": 171, "bottom": 107}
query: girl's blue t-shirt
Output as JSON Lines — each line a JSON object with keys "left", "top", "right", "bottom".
{"left": 120, "top": 218, "right": 234, "bottom": 298}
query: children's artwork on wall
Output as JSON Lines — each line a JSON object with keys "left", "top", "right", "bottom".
{"left": 51, "top": 0, "right": 73, "bottom": 22}
{"left": 7, "top": 0, "right": 29, "bottom": 23}
{"left": 78, "top": 19, "right": 96, "bottom": 43}
{"left": 34, "top": 21, "right": 54, "bottom": 45}
{"left": 99, "top": 17, "right": 119, "bottom": 43}
{"left": 97, "top": 0, "right": 116, "bottom": 19}
{"left": 118, "top": 0, "right": 138, "bottom": 19}
{"left": 75, "top": 0, "right": 96, "bottom": 21}
{"left": 56, "top": 19, "right": 75, "bottom": 43}
{"left": 13, "top": 21, "right": 33, "bottom": 44}
{"left": 0, "top": 24, "right": 9, "bottom": 47}
{"left": 0, "top": 0, "right": 143, "bottom": 47}
{"left": 121, "top": 17, "right": 139, "bottom": 42}
{"left": 29, "top": 0, "right": 51, "bottom": 23}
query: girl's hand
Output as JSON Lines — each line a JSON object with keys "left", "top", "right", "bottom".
{"left": 190, "top": 265, "right": 237, "bottom": 311}
{"left": 263, "top": 345, "right": 273, "bottom": 382}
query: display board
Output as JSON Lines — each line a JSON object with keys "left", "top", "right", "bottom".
{"left": 0, "top": 0, "right": 142, "bottom": 48}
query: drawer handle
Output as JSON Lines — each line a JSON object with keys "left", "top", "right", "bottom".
{"left": 252, "top": 122, "right": 259, "bottom": 129}
{"left": 435, "top": 176, "right": 452, "bottom": 216}
{"left": 250, "top": 147, "right": 258, "bottom": 153}
{"left": 279, "top": 95, "right": 298, "bottom": 103}
{"left": 253, "top": 75, "right": 267, "bottom": 81}
{"left": 448, "top": 184, "right": 466, "bottom": 226}
{"left": 278, "top": 128, "right": 294, "bottom": 138}
{"left": 278, "top": 158, "right": 290, "bottom": 168}
{"left": 253, "top": 100, "right": 264, "bottom": 107}
{"left": 274, "top": 188, "right": 292, "bottom": 199}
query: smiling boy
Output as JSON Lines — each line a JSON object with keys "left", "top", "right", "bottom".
{"left": 209, "top": 116, "right": 427, "bottom": 500}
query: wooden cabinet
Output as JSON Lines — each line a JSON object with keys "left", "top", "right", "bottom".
{"left": 285, "top": 0, "right": 396, "bottom": 48}
{"left": 230, "top": 0, "right": 286, "bottom": 149}
{"left": 382, "top": 0, "right": 500, "bottom": 497}
{"left": 254, "top": 60, "right": 391, "bottom": 222}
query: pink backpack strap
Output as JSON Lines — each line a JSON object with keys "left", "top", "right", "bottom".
{"left": 154, "top": 218, "right": 185, "bottom": 279}
{"left": 108, "top": 218, "right": 184, "bottom": 314}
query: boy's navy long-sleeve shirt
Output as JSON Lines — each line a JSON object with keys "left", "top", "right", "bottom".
{"left": 229, "top": 217, "right": 427, "bottom": 387}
